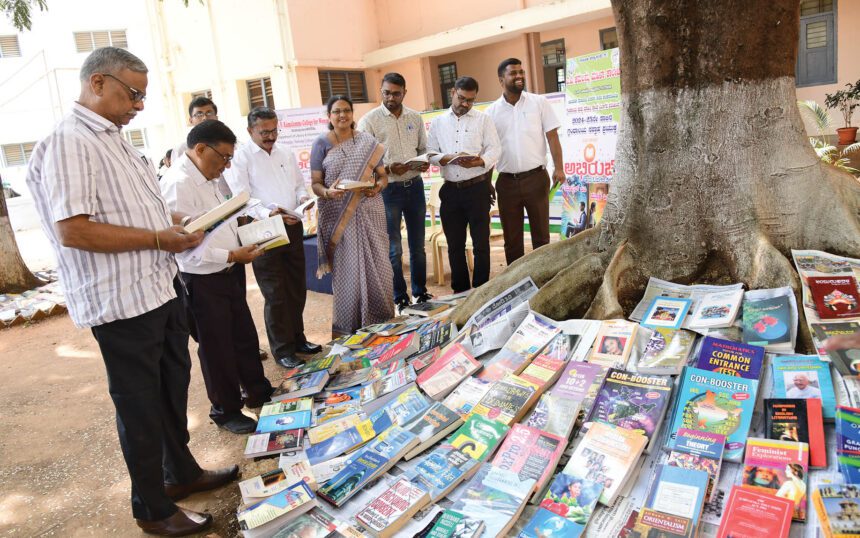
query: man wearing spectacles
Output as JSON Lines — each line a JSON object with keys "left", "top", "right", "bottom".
{"left": 427, "top": 76, "right": 501, "bottom": 293}
{"left": 357, "top": 72, "right": 433, "bottom": 314}
{"left": 225, "top": 107, "right": 321, "bottom": 369}
{"left": 172, "top": 96, "right": 220, "bottom": 175}
{"left": 26, "top": 47, "right": 230, "bottom": 536}
{"left": 161, "top": 120, "right": 273, "bottom": 436}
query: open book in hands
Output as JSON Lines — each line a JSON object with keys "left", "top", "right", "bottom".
{"left": 447, "top": 153, "right": 481, "bottom": 166}
{"left": 282, "top": 198, "right": 317, "bottom": 220}
{"left": 237, "top": 215, "right": 290, "bottom": 250}
{"left": 334, "top": 178, "right": 376, "bottom": 191}
{"left": 403, "top": 152, "right": 441, "bottom": 170}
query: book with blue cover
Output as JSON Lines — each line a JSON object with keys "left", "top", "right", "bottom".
{"left": 641, "top": 297, "right": 693, "bottom": 330}
{"left": 645, "top": 464, "right": 709, "bottom": 529}
{"left": 836, "top": 406, "right": 860, "bottom": 483}
{"left": 306, "top": 409, "right": 393, "bottom": 465}
{"left": 403, "top": 444, "right": 479, "bottom": 502}
{"left": 668, "top": 366, "right": 757, "bottom": 462}
{"left": 256, "top": 406, "right": 313, "bottom": 433}
{"left": 388, "top": 385, "right": 431, "bottom": 427}
{"left": 695, "top": 336, "right": 765, "bottom": 380}
{"left": 316, "top": 450, "right": 388, "bottom": 507}
{"left": 517, "top": 507, "right": 584, "bottom": 538}
{"left": 770, "top": 354, "right": 836, "bottom": 420}
{"left": 668, "top": 428, "right": 725, "bottom": 502}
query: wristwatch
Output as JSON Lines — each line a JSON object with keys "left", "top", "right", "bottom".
{"left": 180, "top": 215, "right": 192, "bottom": 227}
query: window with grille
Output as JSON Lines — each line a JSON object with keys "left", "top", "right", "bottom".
{"left": 541, "top": 40, "right": 565, "bottom": 66}
{"left": 191, "top": 89, "right": 213, "bottom": 100}
{"left": 438, "top": 63, "right": 458, "bottom": 108}
{"left": 123, "top": 129, "right": 147, "bottom": 150}
{"left": 0, "top": 35, "right": 21, "bottom": 58}
{"left": 73, "top": 30, "right": 128, "bottom": 53}
{"left": 247, "top": 78, "right": 275, "bottom": 109}
{"left": 541, "top": 40, "right": 566, "bottom": 93}
{"left": 600, "top": 27, "right": 618, "bottom": 50}
{"left": 1, "top": 142, "right": 35, "bottom": 167}
{"left": 796, "top": 0, "right": 836, "bottom": 87}
{"left": 318, "top": 71, "right": 368, "bottom": 104}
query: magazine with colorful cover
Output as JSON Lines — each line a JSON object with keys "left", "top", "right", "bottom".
{"left": 356, "top": 477, "right": 430, "bottom": 538}
{"left": 585, "top": 368, "right": 673, "bottom": 450}
{"left": 637, "top": 328, "right": 696, "bottom": 375}
{"left": 538, "top": 473, "right": 603, "bottom": 527}
{"left": 668, "top": 366, "right": 757, "bottom": 462}
{"left": 812, "top": 321, "right": 860, "bottom": 376}
{"left": 807, "top": 275, "right": 860, "bottom": 320}
{"left": 695, "top": 336, "right": 765, "bottom": 380}
{"left": 716, "top": 486, "right": 793, "bottom": 538}
{"left": 667, "top": 428, "right": 725, "bottom": 502}
{"left": 491, "top": 424, "right": 566, "bottom": 494}
{"left": 641, "top": 296, "right": 693, "bottom": 330}
{"left": 447, "top": 413, "right": 510, "bottom": 462}
{"left": 448, "top": 465, "right": 536, "bottom": 538}
{"left": 589, "top": 319, "right": 638, "bottom": 368}
{"left": 562, "top": 421, "right": 647, "bottom": 505}
{"left": 477, "top": 311, "right": 561, "bottom": 382}
{"left": 770, "top": 354, "right": 835, "bottom": 420}
{"left": 741, "top": 438, "right": 809, "bottom": 521}
{"left": 687, "top": 288, "right": 744, "bottom": 329}
{"left": 524, "top": 393, "right": 581, "bottom": 440}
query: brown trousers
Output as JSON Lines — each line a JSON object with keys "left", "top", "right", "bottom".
{"left": 496, "top": 168, "right": 551, "bottom": 264}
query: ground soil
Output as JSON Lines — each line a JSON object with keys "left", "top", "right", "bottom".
{"left": 0, "top": 229, "right": 523, "bottom": 537}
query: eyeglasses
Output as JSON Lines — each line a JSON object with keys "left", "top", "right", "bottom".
{"left": 205, "top": 144, "right": 233, "bottom": 163}
{"left": 330, "top": 108, "right": 352, "bottom": 116}
{"left": 255, "top": 128, "right": 279, "bottom": 138}
{"left": 453, "top": 92, "right": 476, "bottom": 105}
{"left": 381, "top": 90, "right": 403, "bottom": 98}
{"left": 100, "top": 73, "right": 146, "bottom": 103}
{"left": 191, "top": 111, "right": 218, "bottom": 119}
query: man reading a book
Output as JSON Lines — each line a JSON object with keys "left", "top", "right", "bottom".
{"left": 162, "top": 119, "right": 274, "bottom": 435}
{"left": 486, "top": 58, "right": 565, "bottom": 265}
{"left": 225, "top": 107, "right": 322, "bottom": 369}
{"left": 427, "top": 76, "right": 501, "bottom": 292}
{"left": 357, "top": 72, "right": 433, "bottom": 313}
{"left": 26, "top": 47, "right": 237, "bottom": 536}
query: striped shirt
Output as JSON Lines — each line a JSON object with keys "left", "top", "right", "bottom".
{"left": 26, "top": 102, "right": 176, "bottom": 328}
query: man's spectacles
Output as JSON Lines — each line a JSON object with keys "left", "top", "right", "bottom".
{"left": 453, "top": 92, "right": 476, "bottom": 105}
{"left": 381, "top": 90, "right": 403, "bottom": 98}
{"left": 256, "top": 128, "right": 279, "bottom": 138}
{"left": 205, "top": 144, "right": 233, "bottom": 163}
{"left": 192, "top": 111, "right": 218, "bottom": 119}
{"left": 100, "top": 73, "right": 146, "bottom": 103}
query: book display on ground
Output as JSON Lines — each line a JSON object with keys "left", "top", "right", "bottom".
{"left": 224, "top": 264, "right": 859, "bottom": 537}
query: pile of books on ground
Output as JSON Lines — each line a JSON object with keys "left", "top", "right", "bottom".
{"left": 234, "top": 248, "right": 860, "bottom": 538}
{"left": 0, "top": 269, "right": 66, "bottom": 328}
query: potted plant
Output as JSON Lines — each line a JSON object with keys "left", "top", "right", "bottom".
{"left": 825, "top": 80, "right": 860, "bottom": 145}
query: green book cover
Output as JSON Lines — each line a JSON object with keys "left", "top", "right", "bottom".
{"left": 446, "top": 414, "right": 510, "bottom": 461}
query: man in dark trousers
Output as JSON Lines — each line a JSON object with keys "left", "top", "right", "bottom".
{"left": 225, "top": 107, "right": 322, "bottom": 368}
{"left": 162, "top": 120, "right": 274, "bottom": 435}
{"left": 487, "top": 57, "right": 564, "bottom": 264}
{"left": 26, "top": 47, "right": 235, "bottom": 536}
{"left": 427, "top": 76, "right": 501, "bottom": 292}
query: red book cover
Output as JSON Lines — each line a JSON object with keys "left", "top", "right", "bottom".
{"left": 416, "top": 344, "right": 480, "bottom": 399}
{"left": 717, "top": 486, "right": 793, "bottom": 538}
{"left": 805, "top": 398, "right": 826, "bottom": 468}
{"left": 375, "top": 332, "right": 417, "bottom": 365}
{"left": 491, "top": 424, "right": 566, "bottom": 493}
{"left": 808, "top": 276, "right": 860, "bottom": 320}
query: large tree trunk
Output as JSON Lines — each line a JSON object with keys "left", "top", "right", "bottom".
{"left": 454, "top": 0, "right": 860, "bottom": 351}
{"left": 0, "top": 190, "right": 41, "bottom": 293}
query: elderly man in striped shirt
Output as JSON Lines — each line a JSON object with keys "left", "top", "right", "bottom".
{"left": 26, "top": 47, "right": 235, "bottom": 536}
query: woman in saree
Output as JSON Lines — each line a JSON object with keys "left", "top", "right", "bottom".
{"left": 310, "top": 95, "right": 394, "bottom": 337}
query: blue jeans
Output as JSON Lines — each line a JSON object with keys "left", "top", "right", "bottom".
{"left": 382, "top": 178, "right": 427, "bottom": 303}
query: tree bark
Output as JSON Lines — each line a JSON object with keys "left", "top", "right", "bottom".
{"left": 453, "top": 0, "right": 860, "bottom": 350}
{"left": 0, "top": 189, "right": 41, "bottom": 293}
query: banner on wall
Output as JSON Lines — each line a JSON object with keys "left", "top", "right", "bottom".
{"left": 560, "top": 48, "right": 620, "bottom": 234}
{"left": 275, "top": 106, "right": 329, "bottom": 185}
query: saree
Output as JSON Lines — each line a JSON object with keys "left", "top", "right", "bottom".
{"left": 315, "top": 131, "right": 394, "bottom": 336}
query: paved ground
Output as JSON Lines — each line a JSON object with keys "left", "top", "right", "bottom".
{"left": 0, "top": 198, "right": 525, "bottom": 537}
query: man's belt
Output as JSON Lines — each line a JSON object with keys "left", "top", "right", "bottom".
{"left": 444, "top": 171, "right": 492, "bottom": 189}
{"left": 497, "top": 165, "right": 545, "bottom": 180}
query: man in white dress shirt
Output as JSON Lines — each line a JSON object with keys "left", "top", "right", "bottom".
{"left": 162, "top": 120, "right": 273, "bottom": 435}
{"left": 26, "top": 47, "right": 233, "bottom": 536}
{"left": 487, "top": 58, "right": 565, "bottom": 265}
{"left": 427, "top": 76, "right": 501, "bottom": 293}
{"left": 225, "top": 107, "right": 321, "bottom": 369}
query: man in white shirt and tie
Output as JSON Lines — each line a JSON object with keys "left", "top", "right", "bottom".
{"left": 162, "top": 120, "right": 274, "bottom": 435}
{"left": 225, "top": 107, "right": 321, "bottom": 369}
{"left": 486, "top": 58, "right": 565, "bottom": 265}
{"left": 427, "top": 76, "right": 501, "bottom": 293}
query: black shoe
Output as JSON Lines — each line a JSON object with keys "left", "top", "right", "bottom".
{"left": 276, "top": 355, "right": 304, "bottom": 369}
{"left": 414, "top": 292, "right": 434, "bottom": 304}
{"left": 395, "top": 297, "right": 411, "bottom": 314}
{"left": 216, "top": 414, "right": 257, "bottom": 435}
{"left": 296, "top": 341, "right": 323, "bottom": 354}
{"left": 244, "top": 386, "right": 274, "bottom": 409}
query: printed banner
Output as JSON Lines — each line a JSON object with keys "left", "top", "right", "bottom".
{"left": 275, "top": 106, "right": 329, "bottom": 185}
